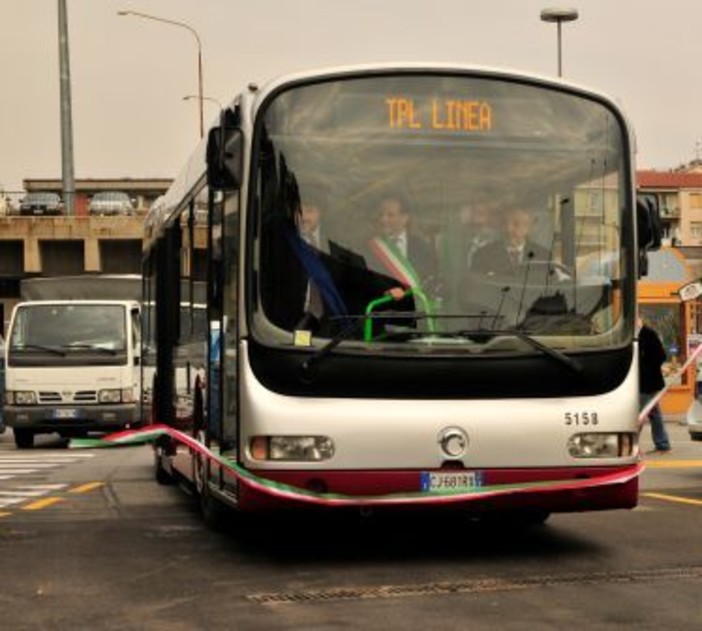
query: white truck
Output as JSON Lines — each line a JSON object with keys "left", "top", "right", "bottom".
{"left": 3, "top": 277, "right": 143, "bottom": 448}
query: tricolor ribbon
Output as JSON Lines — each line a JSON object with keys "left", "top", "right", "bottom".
{"left": 70, "top": 425, "right": 642, "bottom": 507}
{"left": 638, "top": 340, "right": 702, "bottom": 428}
{"left": 368, "top": 237, "right": 423, "bottom": 289}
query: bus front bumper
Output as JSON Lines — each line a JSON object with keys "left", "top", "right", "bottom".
{"left": 230, "top": 463, "right": 643, "bottom": 514}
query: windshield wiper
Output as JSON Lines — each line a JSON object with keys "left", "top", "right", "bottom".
{"left": 63, "top": 343, "right": 119, "bottom": 355}
{"left": 298, "top": 312, "right": 493, "bottom": 381}
{"left": 14, "top": 343, "right": 66, "bottom": 356}
{"left": 467, "top": 328, "right": 582, "bottom": 374}
{"left": 298, "top": 316, "right": 366, "bottom": 382}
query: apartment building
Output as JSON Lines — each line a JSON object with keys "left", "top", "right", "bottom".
{"left": 638, "top": 168, "right": 702, "bottom": 248}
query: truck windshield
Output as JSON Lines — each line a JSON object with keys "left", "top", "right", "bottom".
{"left": 252, "top": 73, "right": 632, "bottom": 355}
{"left": 10, "top": 304, "right": 127, "bottom": 352}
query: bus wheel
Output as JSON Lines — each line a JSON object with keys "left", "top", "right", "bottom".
{"left": 195, "top": 458, "right": 228, "bottom": 530}
{"left": 14, "top": 429, "right": 35, "bottom": 449}
{"left": 154, "top": 440, "right": 175, "bottom": 486}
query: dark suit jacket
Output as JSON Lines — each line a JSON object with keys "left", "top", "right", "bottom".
{"left": 470, "top": 239, "right": 550, "bottom": 277}
{"left": 406, "top": 234, "right": 438, "bottom": 288}
{"left": 639, "top": 324, "right": 667, "bottom": 393}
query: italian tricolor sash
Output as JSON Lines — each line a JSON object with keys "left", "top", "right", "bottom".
{"left": 368, "top": 237, "right": 422, "bottom": 289}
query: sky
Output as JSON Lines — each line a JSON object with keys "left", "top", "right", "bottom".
{"left": 1, "top": 0, "right": 701, "bottom": 193}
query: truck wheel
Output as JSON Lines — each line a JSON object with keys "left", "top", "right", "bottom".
{"left": 14, "top": 429, "right": 35, "bottom": 449}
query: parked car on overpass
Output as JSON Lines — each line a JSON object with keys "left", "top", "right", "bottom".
{"left": 19, "top": 192, "right": 63, "bottom": 216}
{"left": 89, "top": 191, "right": 135, "bottom": 216}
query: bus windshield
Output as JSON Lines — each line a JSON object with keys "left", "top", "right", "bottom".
{"left": 253, "top": 73, "right": 631, "bottom": 354}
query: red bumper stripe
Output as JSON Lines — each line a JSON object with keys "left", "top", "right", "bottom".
{"left": 71, "top": 425, "right": 644, "bottom": 508}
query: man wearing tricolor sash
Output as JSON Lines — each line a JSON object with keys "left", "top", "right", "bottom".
{"left": 368, "top": 195, "right": 437, "bottom": 295}
{"left": 359, "top": 195, "right": 438, "bottom": 337}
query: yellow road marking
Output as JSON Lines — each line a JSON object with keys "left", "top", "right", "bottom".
{"left": 22, "top": 497, "right": 64, "bottom": 511}
{"left": 0, "top": 512, "right": 12, "bottom": 518}
{"left": 643, "top": 492, "right": 702, "bottom": 507}
{"left": 644, "top": 460, "right": 702, "bottom": 468}
{"left": 69, "top": 482, "right": 104, "bottom": 494}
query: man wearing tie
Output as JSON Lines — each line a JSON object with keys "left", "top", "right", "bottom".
{"left": 470, "top": 206, "right": 549, "bottom": 277}
{"left": 295, "top": 194, "right": 332, "bottom": 330}
{"left": 368, "top": 194, "right": 437, "bottom": 292}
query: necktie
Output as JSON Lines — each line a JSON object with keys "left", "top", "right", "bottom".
{"left": 509, "top": 248, "right": 521, "bottom": 267}
{"left": 304, "top": 233, "right": 324, "bottom": 318}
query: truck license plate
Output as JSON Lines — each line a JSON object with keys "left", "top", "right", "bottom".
{"left": 53, "top": 408, "right": 78, "bottom": 419}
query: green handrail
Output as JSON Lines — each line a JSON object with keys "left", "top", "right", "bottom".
{"left": 363, "top": 287, "right": 436, "bottom": 342}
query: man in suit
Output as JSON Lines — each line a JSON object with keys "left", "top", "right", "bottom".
{"left": 368, "top": 194, "right": 437, "bottom": 293}
{"left": 462, "top": 202, "right": 498, "bottom": 269}
{"left": 260, "top": 186, "right": 344, "bottom": 334}
{"left": 470, "top": 206, "right": 550, "bottom": 277}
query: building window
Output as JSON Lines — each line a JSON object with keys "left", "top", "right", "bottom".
{"left": 690, "top": 222, "right": 702, "bottom": 239}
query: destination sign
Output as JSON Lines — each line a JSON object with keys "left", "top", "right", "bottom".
{"left": 386, "top": 96, "right": 492, "bottom": 132}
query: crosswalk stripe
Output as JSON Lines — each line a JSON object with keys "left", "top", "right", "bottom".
{"left": 0, "top": 464, "right": 60, "bottom": 469}
{"left": 0, "top": 497, "right": 26, "bottom": 508}
{"left": 0, "top": 483, "right": 69, "bottom": 507}
{"left": 0, "top": 469, "right": 38, "bottom": 474}
{"left": 0, "top": 489, "right": 52, "bottom": 497}
{"left": 0, "top": 455, "right": 94, "bottom": 461}
{"left": 14, "top": 484, "right": 67, "bottom": 491}
{"left": 0, "top": 454, "right": 90, "bottom": 458}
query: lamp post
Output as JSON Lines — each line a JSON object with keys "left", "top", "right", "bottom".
{"left": 183, "top": 94, "right": 223, "bottom": 116}
{"left": 118, "top": 10, "right": 204, "bottom": 138}
{"left": 540, "top": 7, "right": 579, "bottom": 77}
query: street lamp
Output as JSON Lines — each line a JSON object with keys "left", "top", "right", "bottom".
{"left": 118, "top": 10, "right": 204, "bottom": 138}
{"left": 183, "top": 94, "right": 223, "bottom": 114}
{"left": 540, "top": 7, "right": 579, "bottom": 77}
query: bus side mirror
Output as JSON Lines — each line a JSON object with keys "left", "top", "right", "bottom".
{"left": 636, "top": 194, "right": 662, "bottom": 277}
{"left": 207, "top": 109, "right": 242, "bottom": 191}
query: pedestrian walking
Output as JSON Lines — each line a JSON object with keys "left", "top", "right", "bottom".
{"left": 638, "top": 317, "right": 671, "bottom": 454}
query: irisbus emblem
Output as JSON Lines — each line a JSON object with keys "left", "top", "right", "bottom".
{"left": 438, "top": 427, "right": 469, "bottom": 458}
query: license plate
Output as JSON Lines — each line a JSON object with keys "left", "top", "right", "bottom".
{"left": 420, "top": 471, "right": 483, "bottom": 493}
{"left": 53, "top": 408, "right": 78, "bottom": 419}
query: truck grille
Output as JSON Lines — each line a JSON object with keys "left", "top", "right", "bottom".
{"left": 38, "top": 390, "right": 98, "bottom": 404}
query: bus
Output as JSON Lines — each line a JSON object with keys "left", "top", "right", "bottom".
{"left": 144, "top": 63, "right": 660, "bottom": 524}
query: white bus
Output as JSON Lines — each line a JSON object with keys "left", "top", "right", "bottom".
{"left": 145, "top": 63, "right": 660, "bottom": 524}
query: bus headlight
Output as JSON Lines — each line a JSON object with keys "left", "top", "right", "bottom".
{"left": 249, "top": 436, "right": 335, "bottom": 461}
{"left": 568, "top": 433, "right": 635, "bottom": 458}
{"left": 8, "top": 391, "right": 37, "bottom": 405}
